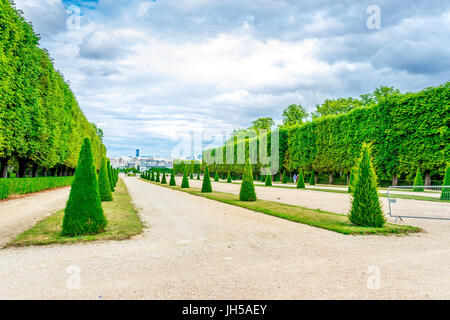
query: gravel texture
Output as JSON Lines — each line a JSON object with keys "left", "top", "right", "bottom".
{"left": 0, "top": 177, "right": 448, "bottom": 299}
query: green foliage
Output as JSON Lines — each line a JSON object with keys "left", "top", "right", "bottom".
{"left": 169, "top": 171, "right": 176, "bottom": 186}
{"left": 441, "top": 166, "right": 450, "bottom": 200}
{"left": 190, "top": 171, "right": 194, "bottom": 179}
{"left": 156, "top": 172, "right": 160, "bottom": 183}
{"left": 251, "top": 117, "right": 274, "bottom": 131}
{"left": 239, "top": 160, "right": 256, "bottom": 201}
{"left": 201, "top": 165, "right": 212, "bottom": 193}
{"left": 214, "top": 171, "right": 219, "bottom": 182}
{"left": 282, "top": 171, "right": 288, "bottom": 184}
{"left": 197, "top": 172, "right": 200, "bottom": 180}
{"left": 260, "top": 175, "right": 265, "bottom": 182}
{"left": 412, "top": 168, "right": 424, "bottom": 192}
{"left": 0, "top": 1, "right": 106, "bottom": 174}
{"left": 265, "top": 174, "right": 272, "bottom": 186}
{"left": 161, "top": 172, "right": 167, "bottom": 184}
{"left": 62, "top": 138, "right": 107, "bottom": 236}
{"left": 349, "top": 144, "right": 385, "bottom": 228}
{"left": 282, "top": 104, "right": 308, "bottom": 126}
{"left": 98, "top": 158, "right": 113, "bottom": 202}
{"left": 312, "top": 97, "right": 363, "bottom": 119}
{"left": 348, "top": 167, "right": 357, "bottom": 193}
{"left": 0, "top": 176, "right": 73, "bottom": 200}
{"left": 151, "top": 171, "right": 155, "bottom": 181}
{"left": 107, "top": 159, "right": 114, "bottom": 192}
{"left": 227, "top": 172, "right": 232, "bottom": 183}
{"left": 172, "top": 160, "right": 201, "bottom": 175}
{"left": 181, "top": 168, "right": 189, "bottom": 188}
{"left": 296, "top": 170, "right": 305, "bottom": 189}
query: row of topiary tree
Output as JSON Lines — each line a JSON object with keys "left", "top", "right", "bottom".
{"left": 0, "top": 0, "right": 106, "bottom": 179}
{"left": 62, "top": 138, "right": 119, "bottom": 236}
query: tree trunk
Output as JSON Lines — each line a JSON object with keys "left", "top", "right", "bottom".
{"left": 0, "top": 158, "right": 8, "bottom": 178}
{"left": 347, "top": 172, "right": 350, "bottom": 185}
{"left": 315, "top": 173, "right": 318, "bottom": 184}
{"left": 329, "top": 172, "right": 333, "bottom": 185}
{"left": 64, "top": 166, "right": 68, "bottom": 177}
{"left": 58, "top": 166, "right": 63, "bottom": 177}
{"left": 18, "top": 159, "right": 27, "bottom": 178}
{"left": 425, "top": 171, "right": 431, "bottom": 186}
{"left": 50, "top": 167, "right": 56, "bottom": 177}
{"left": 392, "top": 174, "right": 398, "bottom": 186}
{"left": 32, "top": 163, "right": 39, "bottom": 177}
{"left": 43, "top": 168, "right": 48, "bottom": 177}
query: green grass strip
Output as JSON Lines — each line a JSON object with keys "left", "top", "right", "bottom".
{"left": 141, "top": 179, "right": 421, "bottom": 236}
{"left": 7, "top": 179, "right": 144, "bottom": 248}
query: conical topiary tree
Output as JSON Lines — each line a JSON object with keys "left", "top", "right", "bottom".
{"left": 201, "top": 165, "right": 212, "bottom": 193}
{"left": 151, "top": 171, "right": 155, "bottom": 181}
{"left": 441, "top": 165, "right": 450, "bottom": 200}
{"left": 214, "top": 171, "right": 219, "bottom": 182}
{"left": 156, "top": 171, "right": 160, "bottom": 183}
{"left": 349, "top": 143, "right": 385, "bottom": 228}
{"left": 260, "top": 175, "right": 265, "bottom": 182}
{"left": 412, "top": 168, "right": 424, "bottom": 192}
{"left": 107, "top": 159, "right": 114, "bottom": 192}
{"left": 309, "top": 170, "right": 316, "bottom": 186}
{"left": 98, "top": 157, "right": 113, "bottom": 202}
{"left": 190, "top": 171, "right": 194, "bottom": 180}
{"left": 197, "top": 172, "right": 200, "bottom": 180}
{"left": 181, "top": 168, "right": 189, "bottom": 188}
{"left": 296, "top": 170, "right": 305, "bottom": 189}
{"left": 161, "top": 172, "right": 167, "bottom": 184}
{"left": 348, "top": 167, "right": 357, "bottom": 193}
{"left": 239, "top": 160, "right": 256, "bottom": 201}
{"left": 282, "top": 171, "right": 288, "bottom": 184}
{"left": 62, "top": 138, "right": 107, "bottom": 236}
{"left": 265, "top": 174, "right": 272, "bottom": 186}
{"left": 170, "top": 171, "right": 176, "bottom": 186}
{"left": 227, "top": 172, "right": 232, "bottom": 183}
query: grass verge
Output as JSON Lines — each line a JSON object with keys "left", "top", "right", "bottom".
{"left": 7, "top": 179, "right": 143, "bottom": 248}
{"left": 215, "top": 180, "right": 448, "bottom": 203}
{"left": 141, "top": 179, "right": 421, "bottom": 236}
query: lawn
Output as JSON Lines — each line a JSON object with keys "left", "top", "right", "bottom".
{"left": 142, "top": 179, "right": 421, "bottom": 236}
{"left": 7, "top": 179, "right": 144, "bottom": 247}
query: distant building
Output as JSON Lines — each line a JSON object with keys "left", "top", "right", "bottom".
{"left": 136, "top": 149, "right": 140, "bottom": 157}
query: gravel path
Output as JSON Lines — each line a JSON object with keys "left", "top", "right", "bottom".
{"left": 0, "top": 188, "right": 70, "bottom": 247}
{"left": 0, "top": 177, "right": 449, "bottom": 299}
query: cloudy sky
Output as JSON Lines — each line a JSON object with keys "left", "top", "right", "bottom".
{"left": 13, "top": 0, "right": 450, "bottom": 158}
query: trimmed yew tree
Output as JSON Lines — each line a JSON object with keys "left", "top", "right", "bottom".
{"left": 282, "top": 171, "right": 288, "bottom": 184}
{"left": 190, "top": 172, "right": 194, "bottom": 180}
{"left": 309, "top": 170, "right": 316, "bottom": 186}
{"left": 62, "top": 138, "right": 107, "bottom": 236}
{"left": 181, "top": 168, "right": 189, "bottom": 188}
{"left": 214, "top": 171, "right": 219, "bottom": 182}
{"left": 412, "top": 168, "right": 424, "bottom": 192}
{"left": 227, "top": 172, "right": 232, "bottom": 183}
{"left": 441, "top": 165, "right": 450, "bottom": 200}
{"left": 98, "top": 157, "right": 113, "bottom": 202}
{"left": 348, "top": 167, "right": 357, "bottom": 193}
{"left": 201, "top": 165, "right": 212, "bottom": 193}
{"left": 107, "top": 159, "right": 114, "bottom": 192}
{"left": 265, "top": 174, "right": 272, "bottom": 186}
{"left": 349, "top": 144, "right": 385, "bottom": 228}
{"left": 197, "top": 172, "right": 200, "bottom": 180}
{"left": 156, "top": 172, "right": 160, "bottom": 183}
{"left": 296, "top": 170, "right": 305, "bottom": 189}
{"left": 239, "top": 160, "right": 256, "bottom": 201}
{"left": 151, "top": 171, "right": 155, "bottom": 181}
{"left": 169, "top": 171, "right": 176, "bottom": 186}
{"left": 161, "top": 172, "right": 167, "bottom": 184}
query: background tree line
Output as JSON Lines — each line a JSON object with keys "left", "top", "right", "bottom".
{"left": 0, "top": 0, "right": 106, "bottom": 178}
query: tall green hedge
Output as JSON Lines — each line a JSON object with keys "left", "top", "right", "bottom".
{"left": 0, "top": 0, "right": 106, "bottom": 177}
{"left": 0, "top": 176, "right": 73, "bottom": 200}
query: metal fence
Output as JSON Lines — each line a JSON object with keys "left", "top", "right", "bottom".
{"left": 386, "top": 186, "right": 450, "bottom": 222}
